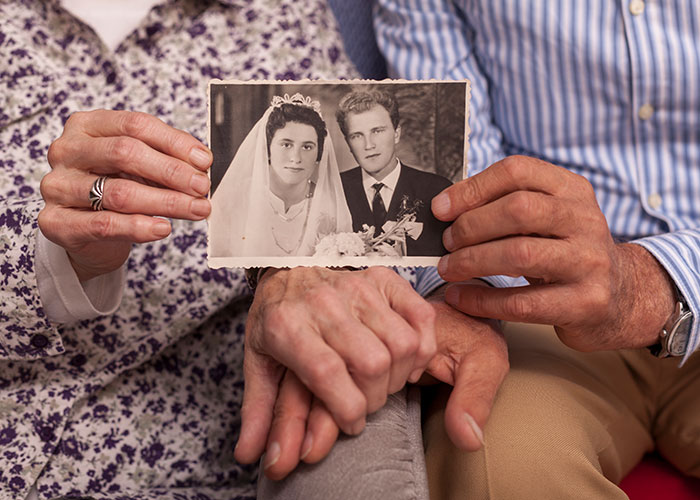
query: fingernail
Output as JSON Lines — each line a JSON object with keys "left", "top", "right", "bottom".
{"left": 443, "top": 226, "right": 454, "bottom": 251}
{"left": 349, "top": 419, "right": 366, "bottom": 436}
{"left": 300, "top": 431, "right": 313, "bottom": 460}
{"left": 432, "top": 192, "right": 451, "bottom": 218}
{"left": 437, "top": 254, "right": 449, "bottom": 276}
{"left": 153, "top": 220, "right": 171, "bottom": 238}
{"left": 191, "top": 198, "right": 211, "bottom": 217}
{"left": 463, "top": 413, "right": 485, "bottom": 446}
{"left": 444, "top": 285, "right": 459, "bottom": 305}
{"left": 263, "top": 441, "right": 281, "bottom": 470}
{"left": 190, "top": 147, "right": 212, "bottom": 170}
{"left": 408, "top": 369, "right": 423, "bottom": 383}
{"left": 191, "top": 173, "right": 210, "bottom": 195}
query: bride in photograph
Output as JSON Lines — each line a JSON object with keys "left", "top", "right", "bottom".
{"left": 209, "top": 93, "right": 352, "bottom": 257}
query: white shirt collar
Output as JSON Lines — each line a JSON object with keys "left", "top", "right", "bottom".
{"left": 61, "top": 0, "right": 161, "bottom": 51}
{"left": 361, "top": 158, "right": 401, "bottom": 209}
{"left": 268, "top": 189, "right": 308, "bottom": 219}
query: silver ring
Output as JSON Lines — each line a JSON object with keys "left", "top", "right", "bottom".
{"left": 88, "top": 176, "right": 108, "bottom": 211}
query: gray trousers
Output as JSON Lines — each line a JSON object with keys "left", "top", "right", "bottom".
{"left": 257, "top": 386, "right": 429, "bottom": 500}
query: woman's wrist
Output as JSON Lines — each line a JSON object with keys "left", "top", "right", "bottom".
{"left": 244, "top": 267, "right": 274, "bottom": 293}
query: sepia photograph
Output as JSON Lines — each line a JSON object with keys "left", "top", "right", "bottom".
{"left": 207, "top": 80, "right": 470, "bottom": 268}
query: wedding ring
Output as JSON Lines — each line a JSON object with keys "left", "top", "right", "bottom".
{"left": 88, "top": 176, "right": 108, "bottom": 211}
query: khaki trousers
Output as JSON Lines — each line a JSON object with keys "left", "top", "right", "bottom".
{"left": 423, "top": 323, "right": 700, "bottom": 500}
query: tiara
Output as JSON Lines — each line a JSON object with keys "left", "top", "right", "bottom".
{"left": 270, "top": 93, "right": 322, "bottom": 117}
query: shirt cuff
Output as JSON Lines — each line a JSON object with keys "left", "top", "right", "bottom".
{"left": 478, "top": 275, "right": 529, "bottom": 289}
{"left": 413, "top": 268, "right": 530, "bottom": 296}
{"left": 413, "top": 267, "right": 445, "bottom": 297}
{"left": 632, "top": 232, "right": 700, "bottom": 363}
{"left": 36, "top": 230, "right": 125, "bottom": 324}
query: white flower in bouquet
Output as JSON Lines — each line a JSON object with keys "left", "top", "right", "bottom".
{"left": 335, "top": 232, "right": 367, "bottom": 255}
{"left": 314, "top": 231, "right": 367, "bottom": 257}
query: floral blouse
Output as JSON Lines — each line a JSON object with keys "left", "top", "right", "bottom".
{"left": 0, "top": 1, "right": 422, "bottom": 498}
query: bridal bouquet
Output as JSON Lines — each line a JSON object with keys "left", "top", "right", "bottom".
{"left": 314, "top": 196, "right": 424, "bottom": 257}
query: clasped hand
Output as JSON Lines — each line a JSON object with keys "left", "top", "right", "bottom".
{"left": 234, "top": 266, "right": 437, "bottom": 479}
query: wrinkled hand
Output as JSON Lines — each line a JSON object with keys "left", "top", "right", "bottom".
{"left": 246, "top": 282, "right": 507, "bottom": 480}
{"left": 422, "top": 285, "right": 508, "bottom": 451}
{"left": 234, "top": 266, "right": 436, "bottom": 476}
{"left": 40, "top": 110, "right": 213, "bottom": 281}
{"left": 432, "top": 155, "right": 675, "bottom": 351}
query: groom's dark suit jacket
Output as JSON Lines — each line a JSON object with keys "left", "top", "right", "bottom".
{"left": 340, "top": 163, "right": 453, "bottom": 256}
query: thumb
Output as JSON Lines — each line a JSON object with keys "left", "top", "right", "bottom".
{"left": 234, "top": 352, "right": 285, "bottom": 464}
{"left": 443, "top": 350, "right": 508, "bottom": 451}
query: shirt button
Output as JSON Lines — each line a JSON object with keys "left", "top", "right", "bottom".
{"left": 638, "top": 104, "right": 654, "bottom": 120}
{"left": 629, "top": 0, "right": 645, "bottom": 15}
{"left": 30, "top": 334, "right": 49, "bottom": 349}
{"left": 648, "top": 193, "right": 662, "bottom": 209}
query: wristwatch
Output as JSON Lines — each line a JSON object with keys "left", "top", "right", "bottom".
{"left": 648, "top": 288, "right": 694, "bottom": 358}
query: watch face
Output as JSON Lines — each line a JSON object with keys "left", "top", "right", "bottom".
{"left": 668, "top": 311, "right": 693, "bottom": 356}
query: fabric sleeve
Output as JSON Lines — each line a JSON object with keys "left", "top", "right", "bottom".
{"left": 35, "top": 230, "right": 125, "bottom": 324}
{"left": 327, "top": 0, "right": 388, "bottom": 78}
{"left": 0, "top": 197, "right": 64, "bottom": 359}
{"left": 412, "top": 267, "right": 445, "bottom": 297}
{"left": 633, "top": 230, "right": 700, "bottom": 361}
{"left": 374, "top": 0, "right": 505, "bottom": 175}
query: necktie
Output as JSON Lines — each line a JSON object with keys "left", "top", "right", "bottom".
{"left": 372, "top": 182, "right": 387, "bottom": 236}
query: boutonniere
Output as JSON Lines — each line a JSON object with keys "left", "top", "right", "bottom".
{"left": 313, "top": 195, "right": 424, "bottom": 257}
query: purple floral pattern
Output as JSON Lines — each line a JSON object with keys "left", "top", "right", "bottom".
{"left": 0, "top": 0, "right": 391, "bottom": 498}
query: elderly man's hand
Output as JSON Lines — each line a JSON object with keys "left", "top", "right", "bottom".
{"left": 234, "top": 266, "right": 436, "bottom": 476}
{"left": 39, "top": 110, "right": 213, "bottom": 281}
{"left": 422, "top": 284, "right": 508, "bottom": 451}
{"left": 432, "top": 155, "right": 676, "bottom": 352}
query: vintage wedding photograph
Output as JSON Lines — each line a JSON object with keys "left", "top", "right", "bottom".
{"left": 207, "top": 79, "right": 470, "bottom": 268}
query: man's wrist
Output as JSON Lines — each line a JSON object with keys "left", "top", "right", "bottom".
{"left": 618, "top": 243, "right": 677, "bottom": 347}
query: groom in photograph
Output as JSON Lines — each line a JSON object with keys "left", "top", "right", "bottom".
{"left": 336, "top": 89, "right": 453, "bottom": 256}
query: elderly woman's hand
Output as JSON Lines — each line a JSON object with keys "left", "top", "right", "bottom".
{"left": 39, "top": 110, "right": 212, "bottom": 281}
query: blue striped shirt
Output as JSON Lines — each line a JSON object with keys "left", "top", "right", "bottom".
{"left": 373, "top": 0, "right": 700, "bottom": 360}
